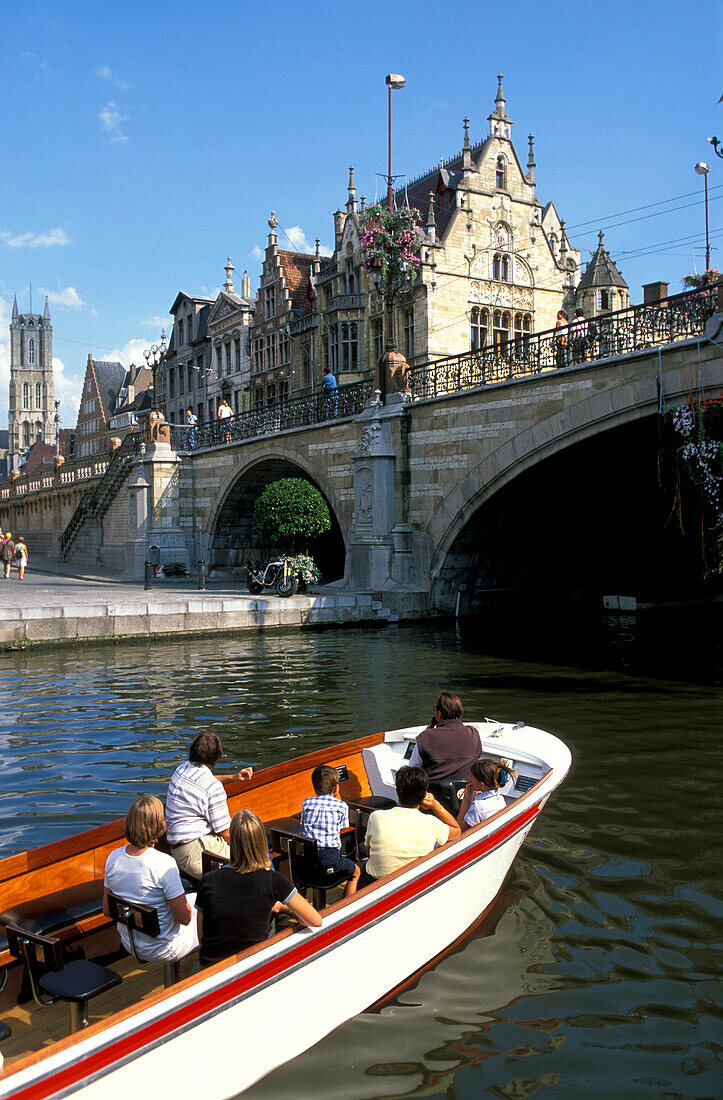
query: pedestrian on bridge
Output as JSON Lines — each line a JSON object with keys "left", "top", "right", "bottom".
{"left": 554, "top": 310, "right": 569, "bottom": 369}
{"left": 217, "top": 398, "right": 232, "bottom": 443}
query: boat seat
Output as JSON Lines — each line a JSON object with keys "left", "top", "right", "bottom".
{"left": 345, "top": 796, "right": 396, "bottom": 859}
{"left": 201, "top": 847, "right": 282, "bottom": 877}
{"left": 0, "top": 879, "right": 105, "bottom": 947}
{"left": 5, "top": 924, "right": 121, "bottom": 1034}
{"left": 105, "top": 892, "right": 193, "bottom": 988}
{"left": 269, "top": 824, "right": 354, "bottom": 909}
{"left": 427, "top": 780, "right": 467, "bottom": 816}
{"left": 0, "top": 1020, "right": 10, "bottom": 1041}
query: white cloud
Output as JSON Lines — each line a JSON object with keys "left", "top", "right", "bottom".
{"left": 40, "top": 287, "right": 85, "bottom": 309}
{"left": 249, "top": 246, "right": 264, "bottom": 262}
{"left": 95, "top": 64, "right": 131, "bottom": 90}
{"left": 141, "top": 315, "right": 170, "bottom": 328}
{"left": 1, "top": 227, "right": 70, "bottom": 248}
{"left": 282, "top": 226, "right": 332, "bottom": 257}
{"left": 22, "top": 52, "right": 47, "bottom": 70}
{"left": 105, "top": 338, "right": 154, "bottom": 368}
{"left": 99, "top": 101, "right": 128, "bottom": 143}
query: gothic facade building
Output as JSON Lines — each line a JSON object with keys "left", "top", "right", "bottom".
{"left": 206, "top": 258, "right": 255, "bottom": 417}
{"left": 8, "top": 295, "right": 57, "bottom": 467}
{"left": 289, "top": 76, "right": 583, "bottom": 392}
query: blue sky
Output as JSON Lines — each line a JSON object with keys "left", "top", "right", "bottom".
{"left": 1, "top": 0, "right": 721, "bottom": 428}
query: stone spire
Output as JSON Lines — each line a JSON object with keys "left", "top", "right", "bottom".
{"left": 268, "top": 210, "right": 278, "bottom": 247}
{"left": 559, "top": 220, "right": 568, "bottom": 262}
{"left": 360, "top": 194, "right": 366, "bottom": 213}
{"left": 462, "top": 116, "right": 472, "bottom": 172}
{"left": 44, "top": 295, "right": 50, "bottom": 320}
{"left": 347, "top": 165, "right": 357, "bottom": 213}
{"left": 12, "top": 294, "right": 18, "bottom": 320}
{"left": 224, "top": 256, "right": 235, "bottom": 294}
{"left": 427, "top": 191, "right": 437, "bottom": 243}
{"left": 488, "top": 73, "right": 512, "bottom": 138}
{"left": 315, "top": 237, "right": 320, "bottom": 259}
{"left": 527, "top": 133, "right": 536, "bottom": 184}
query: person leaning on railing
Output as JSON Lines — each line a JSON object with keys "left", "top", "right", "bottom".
{"left": 165, "top": 732, "right": 253, "bottom": 880}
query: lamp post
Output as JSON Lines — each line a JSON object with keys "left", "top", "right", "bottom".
{"left": 381, "top": 73, "right": 406, "bottom": 405}
{"left": 143, "top": 330, "right": 168, "bottom": 413}
{"left": 282, "top": 326, "right": 317, "bottom": 396}
{"left": 695, "top": 162, "right": 711, "bottom": 271}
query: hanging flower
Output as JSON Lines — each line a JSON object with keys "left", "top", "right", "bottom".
{"left": 360, "top": 203, "right": 424, "bottom": 290}
{"left": 667, "top": 392, "right": 723, "bottom": 524}
{"left": 285, "top": 553, "right": 321, "bottom": 584}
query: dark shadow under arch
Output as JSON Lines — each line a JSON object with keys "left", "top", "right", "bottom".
{"left": 210, "top": 458, "right": 346, "bottom": 581}
{"left": 433, "top": 416, "right": 719, "bottom": 613}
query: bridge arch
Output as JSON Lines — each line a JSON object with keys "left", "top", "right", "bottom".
{"left": 207, "top": 448, "right": 347, "bottom": 580}
{"left": 425, "top": 372, "right": 710, "bottom": 609}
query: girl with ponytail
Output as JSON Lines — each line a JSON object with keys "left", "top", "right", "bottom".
{"left": 457, "top": 759, "right": 517, "bottom": 831}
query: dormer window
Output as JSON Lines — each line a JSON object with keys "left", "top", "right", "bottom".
{"left": 496, "top": 156, "right": 507, "bottom": 190}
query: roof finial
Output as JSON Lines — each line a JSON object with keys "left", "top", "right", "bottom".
{"left": 463, "top": 117, "right": 470, "bottom": 150}
{"left": 462, "top": 116, "right": 472, "bottom": 172}
{"left": 268, "top": 210, "right": 278, "bottom": 246}
{"left": 527, "top": 133, "right": 536, "bottom": 184}
{"left": 427, "top": 191, "right": 437, "bottom": 239}
{"left": 360, "top": 194, "right": 366, "bottom": 212}
{"left": 44, "top": 294, "right": 50, "bottom": 320}
{"left": 12, "top": 294, "right": 18, "bottom": 320}
{"left": 224, "top": 256, "right": 235, "bottom": 294}
{"left": 347, "top": 165, "right": 356, "bottom": 213}
{"left": 315, "top": 237, "right": 320, "bottom": 259}
{"left": 496, "top": 73, "right": 505, "bottom": 108}
{"left": 488, "top": 72, "right": 512, "bottom": 136}
{"left": 559, "top": 220, "right": 567, "bottom": 257}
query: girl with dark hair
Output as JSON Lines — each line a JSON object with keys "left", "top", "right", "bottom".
{"left": 457, "top": 759, "right": 518, "bottom": 831}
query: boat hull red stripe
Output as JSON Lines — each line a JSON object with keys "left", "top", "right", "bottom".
{"left": 6, "top": 800, "right": 541, "bottom": 1100}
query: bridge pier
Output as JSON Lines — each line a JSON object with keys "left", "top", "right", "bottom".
{"left": 123, "top": 440, "right": 190, "bottom": 579}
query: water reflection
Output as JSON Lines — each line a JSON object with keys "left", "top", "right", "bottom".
{"left": 0, "top": 609, "right": 721, "bottom": 1098}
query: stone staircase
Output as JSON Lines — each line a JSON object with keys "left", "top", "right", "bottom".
{"left": 59, "top": 434, "right": 143, "bottom": 562}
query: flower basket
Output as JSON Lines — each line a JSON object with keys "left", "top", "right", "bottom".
{"left": 360, "top": 203, "right": 424, "bottom": 290}
{"left": 286, "top": 553, "right": 321, "bottom": 585}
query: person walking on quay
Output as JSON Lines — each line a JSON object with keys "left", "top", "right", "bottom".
{"left": 165, "top": 732, "right": 254, "bottom": 880}
{"left": 217, "top": 398, "right": 232, "bottom": 443}
{"left": 14, "top": 536, "right": 28, "bottom": 580}
{"left": 0, "top": 531, "right": 15, "bottom": 579}
{"left": 186, "top": 406, "right": 198, "bottom": 448}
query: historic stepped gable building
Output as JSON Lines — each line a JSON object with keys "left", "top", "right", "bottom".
{"left": 289, "top": 75, "right": 582, "bottom": 393}
{"left": 251, "top": 212, "right": 320, "bottom": 406}
{"left": 206, "top": 258, "right": 255, "bottom": 417}
{"left": 8, "top": 295, "right": 57, "bottom": 468}
{"left": 74, "top": 355, "right": 126, "bottom": 458}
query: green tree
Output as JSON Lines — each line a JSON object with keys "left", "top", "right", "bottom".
{"left": 253, "top": 478, "right": 331, "bottom": 549}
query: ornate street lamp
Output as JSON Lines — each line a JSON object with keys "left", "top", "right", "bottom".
{"left": 382, "top": 73, "right": 406, "bottom": 403}
{"left": 707, "top": 136, "right": 723, "bottom": 160}
{"left": 143, "top": 330, "right": 168, "bottom": 413}
{"left": 695, "top": 162, "right": 711, "bottom": 270}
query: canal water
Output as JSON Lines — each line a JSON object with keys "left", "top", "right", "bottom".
{"left": 0, "top": 605, "right": 721, "bottom": 1098}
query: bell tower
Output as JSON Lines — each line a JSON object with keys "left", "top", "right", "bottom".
{"left": 8, "top": 294, "right": 57, "bottom": 468}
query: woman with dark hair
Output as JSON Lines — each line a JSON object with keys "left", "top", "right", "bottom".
{"left": 103, "top": 795, "right": 198, "bottom": 962}
{"left": 195, "top": 809, "right": 322, "bottom": 968}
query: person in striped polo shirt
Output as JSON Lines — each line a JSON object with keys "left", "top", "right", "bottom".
{"left": 165, "top": 732, "right": 253, "bottom": 880}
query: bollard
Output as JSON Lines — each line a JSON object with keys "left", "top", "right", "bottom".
{"left": 198, "top": 559, "right": 206, "bottom": 590}
{"left": 144, "top": 560, "right": 153, "bottom": 591}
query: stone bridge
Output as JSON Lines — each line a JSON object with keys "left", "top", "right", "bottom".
{"left": 3, "top": 313, "right": 722, "bottom": 612}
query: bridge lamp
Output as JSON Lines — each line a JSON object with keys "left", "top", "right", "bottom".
{"left": 385, "top": 73, "right": 406, "bottom": 212}
{"left": 695, "top": 162, "right": 711, "bottom": 271}
{"left": 707, "top": 136, "right": 723, "bottom": 160}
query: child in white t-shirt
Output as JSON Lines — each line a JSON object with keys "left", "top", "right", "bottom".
{"left": 457, "top": 759, "right": 517, "bottom": 831}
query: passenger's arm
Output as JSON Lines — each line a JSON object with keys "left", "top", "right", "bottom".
{"left": 457, "top": 783, "right": 475, "bottom": 831}
{"left": 421, "top": 793, "right": 461, "bottom": 841}
{"left": 286, "top": 892, "right": 322, "bottom": 929}
{"left": 217, "top": 767, "right": 254, "bottom": 783}
{"left": 169, "top": 893, "right": 192, "bottom": 926}
{"left": 218, "top": 829, "right": 230, "bottom": 842}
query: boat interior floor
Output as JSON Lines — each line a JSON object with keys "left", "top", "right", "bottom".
{"left": 0, "top": 897, "right": 342, "bottom": 1071}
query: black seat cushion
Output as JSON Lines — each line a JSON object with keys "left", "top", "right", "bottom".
{"left": 40, "top": 960, "right": 121, "bottom": 1004}
{"left": 0, "top": 880, "right": 105, "bottom": 939}
{"left": 0, "top": 1021, "right": 10, "bottom": 1041}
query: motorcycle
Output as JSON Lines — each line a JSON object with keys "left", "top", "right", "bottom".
{"left": 246, "top": 555, "right": 299, "bottom": 598}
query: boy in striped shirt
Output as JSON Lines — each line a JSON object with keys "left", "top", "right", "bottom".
{"left": 300, "top": 765, "right": 360, "bottom": 897}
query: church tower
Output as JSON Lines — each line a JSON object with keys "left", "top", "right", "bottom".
{"left": 8, "top": 294, "right": 57, "bottom": 467}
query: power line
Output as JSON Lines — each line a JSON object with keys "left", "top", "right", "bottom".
{"left": 563, "top": 184, "right": 723, "bottom": 232}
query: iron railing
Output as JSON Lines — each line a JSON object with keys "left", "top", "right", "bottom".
{"left": 176, "top": 380, "right": 372, "bottom": 451}
{"left": 410, "top": 284, "right": 719, "bottom": 400}
{"left": 59, "top": 432, "right": 143, "bottom": 559}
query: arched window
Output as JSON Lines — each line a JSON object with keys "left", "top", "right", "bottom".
{"left": 35, "top": 383, "right": 41, "bottom": 409}
{"left": 23, "top": 382, "right": 30, "bottom": 408}
{"left": 493, "top": 253, "right": 502, "bottom": 281}
{"left": 470, "top": 307, "right": 489, "bottom": 351}
{"left": 36, "top": 422, "right": 43, "bottom": 443}
{"left": 23, "top": 423, "right": 30, "bottom": 447}
{"left": 493, "top": 310, "right": 510, "bottom": 348}
{"left": 598, "top": 289, "right": 610, "bottom": 311}
{"left": 502, "top": 255, "right": 510, "bottom": 282}
{"left": 28, "top": 338, "right": 35, "bottom": 365}
{"left": 341, "top": 322, "right": 358, "bottom": 371}
{"left": 496, "top": 156, "right": 507, "bottom": 190}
